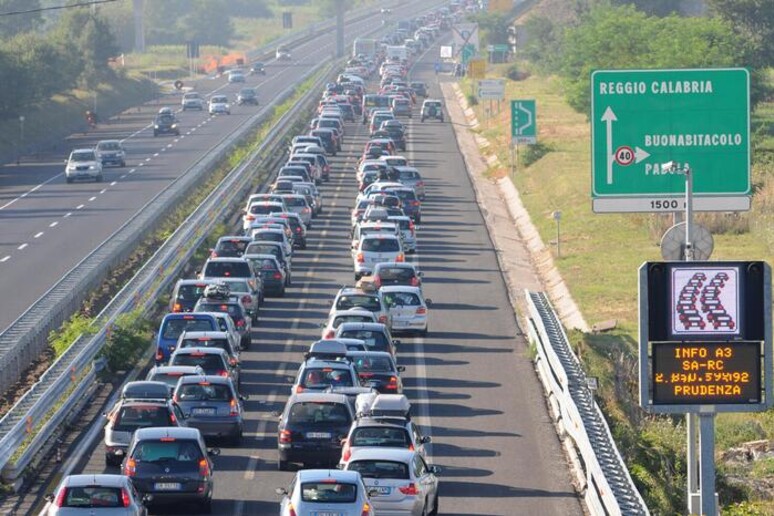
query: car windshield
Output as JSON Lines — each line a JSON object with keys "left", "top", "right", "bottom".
{"left": 97, "top": 142, "right": 120, "bottom": 150}
{"left": 161, "top": 318, "right": 214, "bottom": 339}
{"left": 170, "top": 354, "right": 225, "bottom": 373}
{"left": 212, "top": 96, "right": 227, "bottom": 103}
{"left": 350, "top": 427, "right": 409, "bottom": 447}
{"left": 132, "top": 440, "right": 202, "bottom": 463}
{"left": 72, "top": 151, "right": 96, "bottom": 161}
{"left": 300, "top": 482, "right": 358, "bottom": 503}
{"left": 301, "top": 368, "right": 355, "bottom": 389}
{"left": 61, "top": 486, "right": 126, "bottom": 508}
{"left": 348, "top": 460, "right": 409, "bottom": 479}
{"left": 156, "top": 114, "right": 174, "bottom": 124}
{"left": 383, "top": 292, "right": 421, "bottom": 307}
{"left": 288, "top": 401, "right": 350, "bottom": 424}
{"left": 177, "top": 383, "right": 232, "bottom": 401}
{"left": 112, "top": 405, "right": 172, "bottom": 432}
{"left": 335, "top": 295, "right": 381, "bottom": 312}
{"left": 362, "top": 238, "right": 399, "bottom": 253}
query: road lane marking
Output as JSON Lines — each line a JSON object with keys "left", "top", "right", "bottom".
{"left": 34, "top": 232, "right": 44, "bottom": 238}
{"left": 64, "top": 212, "right": 72, "bottom": 218}
{"left": 76, "top": 204, "right": 84, "bottom": 210}
{"left": 49, "top": 221, "right": 58, "bottom": 227}
{"left": 0, "top": 174, "right": 62, "bottom": 211}
{"left": 99, "top": 189, "right": 107, "bottom": 194}
{"left": 145, "top": 157, "right": 151, "bottom": 162}
{"left": 152, "top": 153, "right": 159, "bottom": 157}
{"left": 18, "top": 243, "right": 27, "bottom": 250}
{"left": 0, "top": 256, "right": 10, "bottom": 262}
{"left": 110, "top": 181, "right": 117, "bottom": 186}
{"left": 88, "top": 197, "right": 97, "bottom": 202}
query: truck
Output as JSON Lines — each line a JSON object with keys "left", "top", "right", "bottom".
{"left": 385, "top": 45, "right": 408, "bottom": 62}
{"left": 352, "top": 38, "right": 377, "bottom": 59}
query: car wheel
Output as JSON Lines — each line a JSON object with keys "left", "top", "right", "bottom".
{"left": 96, "top": 174, "right": 103, "bottom": 183}
{"left": 241, "top": 335, "right": 250, "bottom": 350}
{"left": 279, "top": 287, "right": 286, "bottom": 298}
{"left": 278, "top": 458, "right": 289, "bottom": 471}
{"left": 66, "top": 177, "right": 73, "bottom": 184}
{"left": 429, "top": 496, "right": 439, "bottom": 516}
{"left": 201, "top": 496, "right": 212, "bottom": 514}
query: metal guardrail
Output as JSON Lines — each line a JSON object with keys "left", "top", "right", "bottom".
{"left": 525, "top": 290, "right": 649, "bottom": 515}
{"left": 0, "top": 58, "right": 335, "bottom": 483}
{"left": 0, "top": 1, "right": 392, "bottom": 395}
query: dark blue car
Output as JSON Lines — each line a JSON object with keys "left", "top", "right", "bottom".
{"left": 155, "top": 313, "right": 220, "bottom": 363}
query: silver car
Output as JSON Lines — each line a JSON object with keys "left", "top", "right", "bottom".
{"left": 46, "top": 474, "right": 148, "bottom": 515}
{"left": 387, "top": 216, "right": 417, "bottom": 254}
{"left": 344, "top": 448, "right": 440, "bottom": 516}
{"left": 65, "top": 148, "right": 103, "bottom": 183}
{"left": 280, "top": 194, "right": 313, "bottom": 227}
{"left": 277, "top": 469, "right": 375, "bottom": 516}
{"left": 352, "top": 233, "right": 405, "bottom": 280}
{"left": 393, "top": 166, "right": 425, "bottom": 200}
{"left": 380, "top": 286, "right": 430, "bottom": 335}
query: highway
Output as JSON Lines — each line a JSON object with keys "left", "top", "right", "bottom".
{"left": 0, "top": 3, "right": 410, "bottom": 333}
{"left": 62, "top": 36, "right": 583, "bottom": 516}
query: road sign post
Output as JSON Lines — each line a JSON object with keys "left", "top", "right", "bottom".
{"left": 591, "top": 68, "right": 750, "bottom": 213}
{"left": 477, "top": 79, "right": 504, "bottom": 100}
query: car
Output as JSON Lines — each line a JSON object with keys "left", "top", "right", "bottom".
{"left": 310, "top": 128, "right": 339, "bottom": 155}
{"left": 331, "top": 287, "right": 392, "bottom": 328}
{"left": 103, "top": 396, "right": 185, "bottom": 466}
{"left": 291, "top": 341, "right": 362, "bottom": 395}
{"left": 275, "top": 211, "right": 309, "bottom": 249}
{"left": 153, "top": 112, "right": 180, "bottom": 137}
{"left": 276, "top": 392, "right": 355, "bottom": 470}
{"left": 65, "top": 148, "right": 103, "bottom": 183}
{"left": 210, "top": 236, "right": 253, "bottom": 259}
{"left": 236, "top": 87, "right": 259, "bottom": 105}
{"left": 276, "top": 45, "right": 292, "bottom": 60}
{"left": 145, "top": 365, "right": 206, "bottom": 395}
{"left": 347, "top": 350, "right": 405, "bottom": 394}
{"left": 245, "top": 240, "right": 292, "bottom": 278}
{"left": 711, "top": 313, "right": 736, "bottom": 329}
{"left": 242, "top": 201, "right": 287, "bottom": 232}
{"left": 393, "top": 166, "right": 425, "bottom": 200}
{"left": 410, "top": 81, "right": 428, "bottom": 97}
{"left": 176, "top": 331, "right": 241, "bottom": 368}
{"left": 340, "top": 394, "right": 431, "bottom": 464}
{"left": 181, "top": 91, "right": 204, "bottom": 110}
{"left": 155, "top": 313, "right": 221, "bottom": 363}
{"left": 198, "top": 257, "right": 258, "bottom": 292}
{"left": 120, "top": 381, "right": 172, "bottom": 401}
{"left": 420, "top": 99, "right": 444, "bottom": 122}
{"left": 335, "top": 322, "right": 398, "bottom": 358}
{"left": 387, "top": 216, "right": 417, "bottom": 254}
{"left": 293, "top": 182, "right": 323, "bottom": 215}
{"left": 371, "top": 262, "right": 422, "bottom": 288}
{"left": 392, "top": 97, "right": 413, "bottom": 118}
{"left": 169, "top": 346, "right": 240, "bottom": 389}
{"left": 353, "top": 233, "right": 405, "bottom": 280}
{"left": 382, "top": 186, "right": 421, "bottom": 222}
{"left": 250, "top": 226, "right": 293, "bottom": 257}
{"left": 121, "top": 427, "right": 218, "bottom": 512}
{"left": 215, "top": 276, "right": 262, "bottom": 319}
{"left": 321, "top": 309, "right": 379, "bottom": 339}
{"left": 276, "top": 469, "right": 375, "bottom": 516}
{"left": 227, "top": 70, "right": 245, "bottom": 83}
{"left": 250, "top": 61, "right": 266, "bottom": 75}
{"left": 351, "top": 221, "right": 401, "bottom": 250}
{"left": 208, "top": 94, "right": 230, "bottom": 115}
{"left": 244, "top": 253, "right": 287, "bottom": 297}
{"left": 344, "top": 448, "right": 440, "bottom": 516}
{"left": 192, "top": 297, "right": 252, "bottom": 349}
{"left": 380, "top": 286, "right": 430, "bottom": 335}
{"left": 46, "top": 474, "right": 149, "bottom": 516}
{"left": 94, "top": 139, "right": 126, "bottom": 167}
{"left": 173, "top": 375, "right": 246, "bottom": 445}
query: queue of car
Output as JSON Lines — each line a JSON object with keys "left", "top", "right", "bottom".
{"left": 47, "top": 4, "right": 455, "bottom": 514}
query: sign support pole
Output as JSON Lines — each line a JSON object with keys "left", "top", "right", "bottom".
{"left": 699, "top": 413, "right": 717, "bottom": 516}
{"left": 687, "top": 414, "right": 699, "bottom": 514}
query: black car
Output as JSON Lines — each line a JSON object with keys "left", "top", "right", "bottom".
{"left": 310, "top": 129, "right": 337, "bottom": 156}
{"left": 346, "top": 351, "right": 405, "bottom": 394}
{"left": 169, "top": 279, "right": 217, "bottom": 313}
{"left": 277, "top": 392, "right": 354, "bottom": 470}
{"left": 381, "top": 126, "right": 406, "bottom": 151}
{"left": 122, "top": 427, "right": 218, "bottom": 512}
{"left": 410, "top": 81, "right": 427, "bottom": 97}
{"left": 236, "top": 87, "right": 259, "bottom": 106}
{"left": 250, "top": 61, "right": 266, "bottom": 75}
{"left": 153, "top": 113, "right": 180, "bottom": 137}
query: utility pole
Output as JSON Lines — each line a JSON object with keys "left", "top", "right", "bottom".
{"left": 133, "top": 0, "right": 145, "bottom": 53}
{"left": 335, "top": 0, "right": 345, "bottom": 58}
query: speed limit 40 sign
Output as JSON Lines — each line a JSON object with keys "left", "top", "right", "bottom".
{"left": 615, "top": 146, "right": 634, "bottom": 166}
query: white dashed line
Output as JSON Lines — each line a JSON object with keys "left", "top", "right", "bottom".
{"left": 99, "top": 189, "right": 107, "bottom": 194}
{"left": 145, "top": 157, "right": 151, "bottom": 162}
{"left": 88, "top": 196, "right": 97, "bottom": 202}
{"left": 49, "top": 221, "right": 58, "bottom": 228}
{"left": 76, "top": 204, "right": 84, "bottom": 210}
{"left": 18, "top": 243, "right": 28, "bottom": 250}
{"left": 168, "top": 144, "right": 174, "bottom": 148}
{"left": 34, "top": 232, "right": 44, "bottom": 239}
{"left": 110, "top": 181, "right": 117, "bottom": 186}
{"left": 152, "top": 153, "right": 159, "bottom": 157}
{"left": 120, "top": 175, "right": 127, "bottom": 179}
{"left": 1, "top": 256, "right": 10, "bottom": 263}
{"left": 64, "top": 212, "right": 72, "bottom": 218}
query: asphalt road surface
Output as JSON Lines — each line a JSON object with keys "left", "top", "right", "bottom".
{"left": 0, "top": 2, "right": 426, "bottom": 333}
{"left": 63, "top": 37, "right": 582, "bottom": 516}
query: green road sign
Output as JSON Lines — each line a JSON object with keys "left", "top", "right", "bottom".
{"left": 511, "top": 100, "right": 536, "bottom": 144}
{"left": 461, "top": 44, "right": 475, "bottom": 66}
{"left": 591, "top": 68, "right": 750, "bottom": 213}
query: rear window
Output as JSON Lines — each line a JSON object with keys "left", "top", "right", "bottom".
{"left": 220, "top": 279, "right": 250, "bottom": 293}
{"left": 379, "top": 267, "right": 414, "bottom": 281}
{"left": 61, "top": 486, "right": 125, "bottom": 508}
{"left": 216, "top": 240, "right": 249, "bottom": 254}
{"left": 348, "top": 460, "right": 409, "bottom": 480}
{"left": 176, "top": 284, "right": 208, "bottom": 301}
{"left": 362, "top": 238, "right": 400, "bottom": 253}
{"left": 301, "top": 482, "right": 357, "bottom": 503}
{"left": 179, "top": 338, "right": 230, "bottom": 353}
{"left": 177, "top": 383, "right": 232, "bottom": 401}
{"left": 333, "top": 315, "right": 373, "bottom": 327}
{"left": 195, "top": 302, "right": 243, "bottom": 319}
{"left": 113, "top": 405, "right": 173, "bottom": 432}
{"left": 288, "top": 401, "right": 351, "bottom": 424}
{"left": 247, "top": 245, "right": 282, "bottom": 260}
{"left": 170, "top": 354, "right": 226, "bottom": 373}
{"left": 391, "top": 190, "right": 416, "bottom": 201}
{"left": 254, "top": 232, "right": 282, "bottom": 242}
{"left": 335, "top": 295, "right": 381, "bottom": 312}
{"left": 250, "top": 204, "right": 283, "bottom": 215}
{"left": 131, "top": 439, "right": 203, "bottom": 462}
{"left": 300, "top": 368, "right": 355, "bottom": 389}
{"left": 339, "top": 330, "right": 389, "bottom": 350}
{"left": 202, "top": 261, "right": 251, "bottom": 278}
{"left": 352, "top": 356, "right": 394, "bottom": 373}
{"left": 161, "top": 318, "right": 215, "bottom": 339}
{"left": 350, "top": 427, "right": 409, "bottom": 447}
{"left": 383, "top": 292, "right": 421, "bottom": 307}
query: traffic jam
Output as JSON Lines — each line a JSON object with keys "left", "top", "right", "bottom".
{"left": 45, "top": 6, "right": 456, "bottom": 516}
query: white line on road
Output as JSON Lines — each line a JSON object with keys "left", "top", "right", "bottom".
{"left": 88, "top": 196, "right": 97, "bottom": 202}
{"left": 0, "top": 174, "right": 62, "bottom": 211}
{"left": 34, "top": 232, "right": 44, "bottom": 239}
{"left": 0, "top": 256, "right": 10, "bottom": 262}
{"left": 76, "top": 204, "right": 84, "bottom": 210}
{"left": 49, "top": 221, "right": 58, "bottom": 228}
{"left": 99, "top": 189, "right": 107, "bottom": 194}
{"left": 152, "top": 153, "right": 159, "bottom": 157}
{"left": 110, "top": 181, "right": 117, "bottom": 186}
{"left": 64, "top": 212, "right": 72, "bottom": 218}
{"left": 17, "top": 243, "right": 27, "bottom": 250}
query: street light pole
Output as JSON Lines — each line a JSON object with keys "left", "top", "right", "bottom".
{"left": 18, "top": 115, "right": 25, "bottom": 165}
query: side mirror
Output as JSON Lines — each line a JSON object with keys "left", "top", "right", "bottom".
{"left": 239, "top": 394, "right": 249, "bottom": 401}
{"left": 421, "top": 436, "right": 432, "bottom": 444}
{"left": 271, "top": 410, "right": 281, "bottom": 418}
{"left": 319, "top": 322, "right": 326, "bottom": 329}
{"left": 397, "top": 365, "right": 406, "bottom": 372}
{"left": 44, "top": 494, "right": 54, "bottom": 502}
{"left": 425, "top": 299, "right": 433, "bottom": 306}
{"left": 430, "top": 465, "right": 441, "bottom": 474}
{"left": 207, "top": 447, "right": 221, "bottom": 457}
{"left": 417, "top": 271, "right": 424, "bottom": 277}
{"left": 275, "top": 487, "right": 288, "bottom": 496}
{"left": 142, "top": 494, "right": 154, "bottom": 505}
{"left": 393, "top": 339, "right": 401, "bottom": 346}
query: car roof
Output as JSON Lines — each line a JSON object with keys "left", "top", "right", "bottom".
{"left": 295, "top": 469, "right": 363, "bottom": 483}
{"left": 72, "top": 148, "right": 96, "bottom": 153}
{"left": 379, "top": 285, "right": 422, "bottom": 294}
{"left": 337, "top": 322, "right": 389, "bottom": 332}
{"left": 176, "top": 374, "right": 232, "bottom": 385}
{"left": 347, "top": 447, "right": 417, "bottom": 463}
{"left": 61, "top": 474, "right": 130, "bottom": 488}
{"left": 288, "top": 392, "right": 350, "bottom": 404}
{"left": 134, "top": 426, "right": 202, "bottom": 440}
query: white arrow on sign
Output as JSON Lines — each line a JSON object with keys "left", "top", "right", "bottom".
{"left": 635, "top": 146, "right": 650, "bottom": 164}
{"left": 601, "top": 106, "right": 617, "bottom": 184}
{"left": 517, "top": 103, "right": 533, "bottom": 135}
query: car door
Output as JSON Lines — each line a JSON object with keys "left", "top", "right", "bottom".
{"left": 414, "top": 455, "right": 437, "bottom": 506}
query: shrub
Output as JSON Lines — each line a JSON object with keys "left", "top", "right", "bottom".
{"left": 100, "top": 311, "right": 153, "bottom": 372}
{"left": 519, "top": 141, "right": 551, "bottom": 167}
{"left": 49, "top": 313, "right": 94, "bottom": 357}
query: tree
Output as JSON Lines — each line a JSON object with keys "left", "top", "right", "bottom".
{"left": 610, "top": 0, "right": 683, "bottom": 17}
{"left": 707, "top": 0, "right": 774, "bottom": 67}
{"left": 0, "top": 0, "right": 42, "bottom": 36}
{"left": 469, "top": 12, "right": 510, "bottom": 46}
{"left": 227, "top": 0, "right": 271, "bottom": 18}
{"left": 178, "top": 0, "right": 233, "bottom": 47}
{"left": 52, "top": 7, "right": 119, "bottom": 89}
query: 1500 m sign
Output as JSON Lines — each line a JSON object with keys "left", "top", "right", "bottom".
{"left": 591, "top": 68, "right": 750, "bottom": 213}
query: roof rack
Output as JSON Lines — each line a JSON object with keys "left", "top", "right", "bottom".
{"left": 355, "top": 393, "right": 411, "bottom": 420}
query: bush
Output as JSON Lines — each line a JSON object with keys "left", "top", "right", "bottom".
{"left": 466, "top": 93, "right": 478, "bottom": 106}
{"left": 49, "top": 313, "right": 95, "bottom": 357}
{"left": 519, "top": 141, "right": 551, "bottom": 167}
{"left": 99, "top": 311, "right": 153, "bottom": 372}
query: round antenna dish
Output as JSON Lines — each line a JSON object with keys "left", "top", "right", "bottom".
{"left": 660, "top": 222, "right": 713, "bottom": 261}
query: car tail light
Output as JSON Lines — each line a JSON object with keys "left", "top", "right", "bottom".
{"left": 288, "top": 504, "right": 297, "bottom": 516}
{"left": 121, "top": 487, "right": 131, "bottom": 507}
{"left": 124, "top": 458, "right": 137, "bottom": 477}
{"left": 412, "top": 201, "right": 420, "bottom": 207}
{"left": 295, "top": 385, "right": 304, "bottom": 394}
{"left": 303, "top": 207, "right": 311, "bottom": 213}
{"left": 399, "top": 483, "right": 420, "bottom": 496}
{"left": 295, "top": 226, "right": 301, "bottom": 233}
{"left": 359, "top": 372, "right": 374, "bottom": 379}
{"left": 341, "top": 440, "right": 351, "bottom": 462}
{"left": 245, "top": 214, "right": 255, "bottom": 221}
{"left": 280, "top": 430, "right": 292, "bottom": 443}
{"left": 173, "top": 393, "right": 180, "bottom": 403}
{"left": 416, "top": 181, "right": 424, "bottom": 187}
{"left": 373, "top": 276, "right": 381, "bottom": 288}
{"left": 54, "top": 488, "right": 67, "bottom": 507}
{"left": 411, "top": 276, "right": 420, "bottom": 286}
{"left": 229, "top": 357, "right": 238, "bottom": 367}
{"left": 416, "top": 307, "right": 427, "bottom": 315}
{"left": 409, "top": 220, "right": 416, "bottom": 234}
{"left": 155, "top": 348, "right": 164, "bottom": 362}
{"left": 387, "top": 376, "right": 398, "bottom": 390}
{"left": 169, "top": 410, "right": 178, "bottom": 424}
{"left": 241, "top": 294, "right": 252, "bottom": 305}
{"left": 396, "top": 254, "right": 404, "bottom": 263}
{"left": 357, "top": 253, "right": 365, "bottom": 263}
{"left": 361, "top": 503, "right": 372, "bottom": 516}
{"left": 218, "top": 370, "right": 229, "bottom": 377}
{"left": 173, "top": 302, "right": 182, "bottom": 312}
{"left": 273, "top": 272, "right": 283, "bottom": 280}
{"left": 378, "top": 315, "right": 388, "bottom": 324}
{"left": 325, "top": 330, "right": 335, "bottom": 339}
{"left": 210, "top": 251, "right": 218, "bottom": 258}
{"left": 236, "top": 319, "right": 245, "bottom": 328}
{"left": 229, "top": 398, "right": 239, "bottom": 416}
{"left": 199, "top": 458, "right": 210, "bottom": 477}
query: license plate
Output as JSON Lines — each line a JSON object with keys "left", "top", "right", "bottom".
{"left": 306, "top": 432, "right": 332, "bottom": 439}
{"left": 312, "top": 512, "right": 342, "bottom": 516}
{"left": 154, "top": 483, "right": 181, "bottom": 491}
{"left": 372, "top": 486, "right": 391, "bottom": 495}
{"left": 192, "top": 407, "right": 216, "bottom": 416}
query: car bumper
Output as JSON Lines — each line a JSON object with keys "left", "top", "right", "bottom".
{"left": 278, "top": 444, "right": 342, "bottom": 465}
{"left": 369, "top": 498, "right": 425, "bottom": 516}
{"left": 100, "top": 156, "right": 124, "bottom": 166}
{"left": 391, "top": 316, "right": 427, "bottom": 332}
{"left": 185, "top": 417, "right": 242, "bottom": 438}
{"left": 66, "top": 169, "right": 100, "bottom": 179}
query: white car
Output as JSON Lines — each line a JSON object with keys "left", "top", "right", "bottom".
{"left": 227, "top": 70, "right": 246, "bottom": 83}
{"left": 94, "top": 139, "right": 126, "bottom": 168}
{"left": 321, "top": 309, "right": 378, "bottom": 339}
{"left": 208, "top": 94, "right": 231, "bottom": 115}
{"left": 181, "top": 91, "right": 204, "bottom": 110}
{"left": 276, "top": 45, "right": 291, "bottom": 60}
{"left": 352, "top": 233, "right": 404, "bottom": 280}
{"left": 380, "top": 286, "right": 430, "bottom": 335}
{"left": 65, "top": 148, "right": 103, "bottom": 183}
